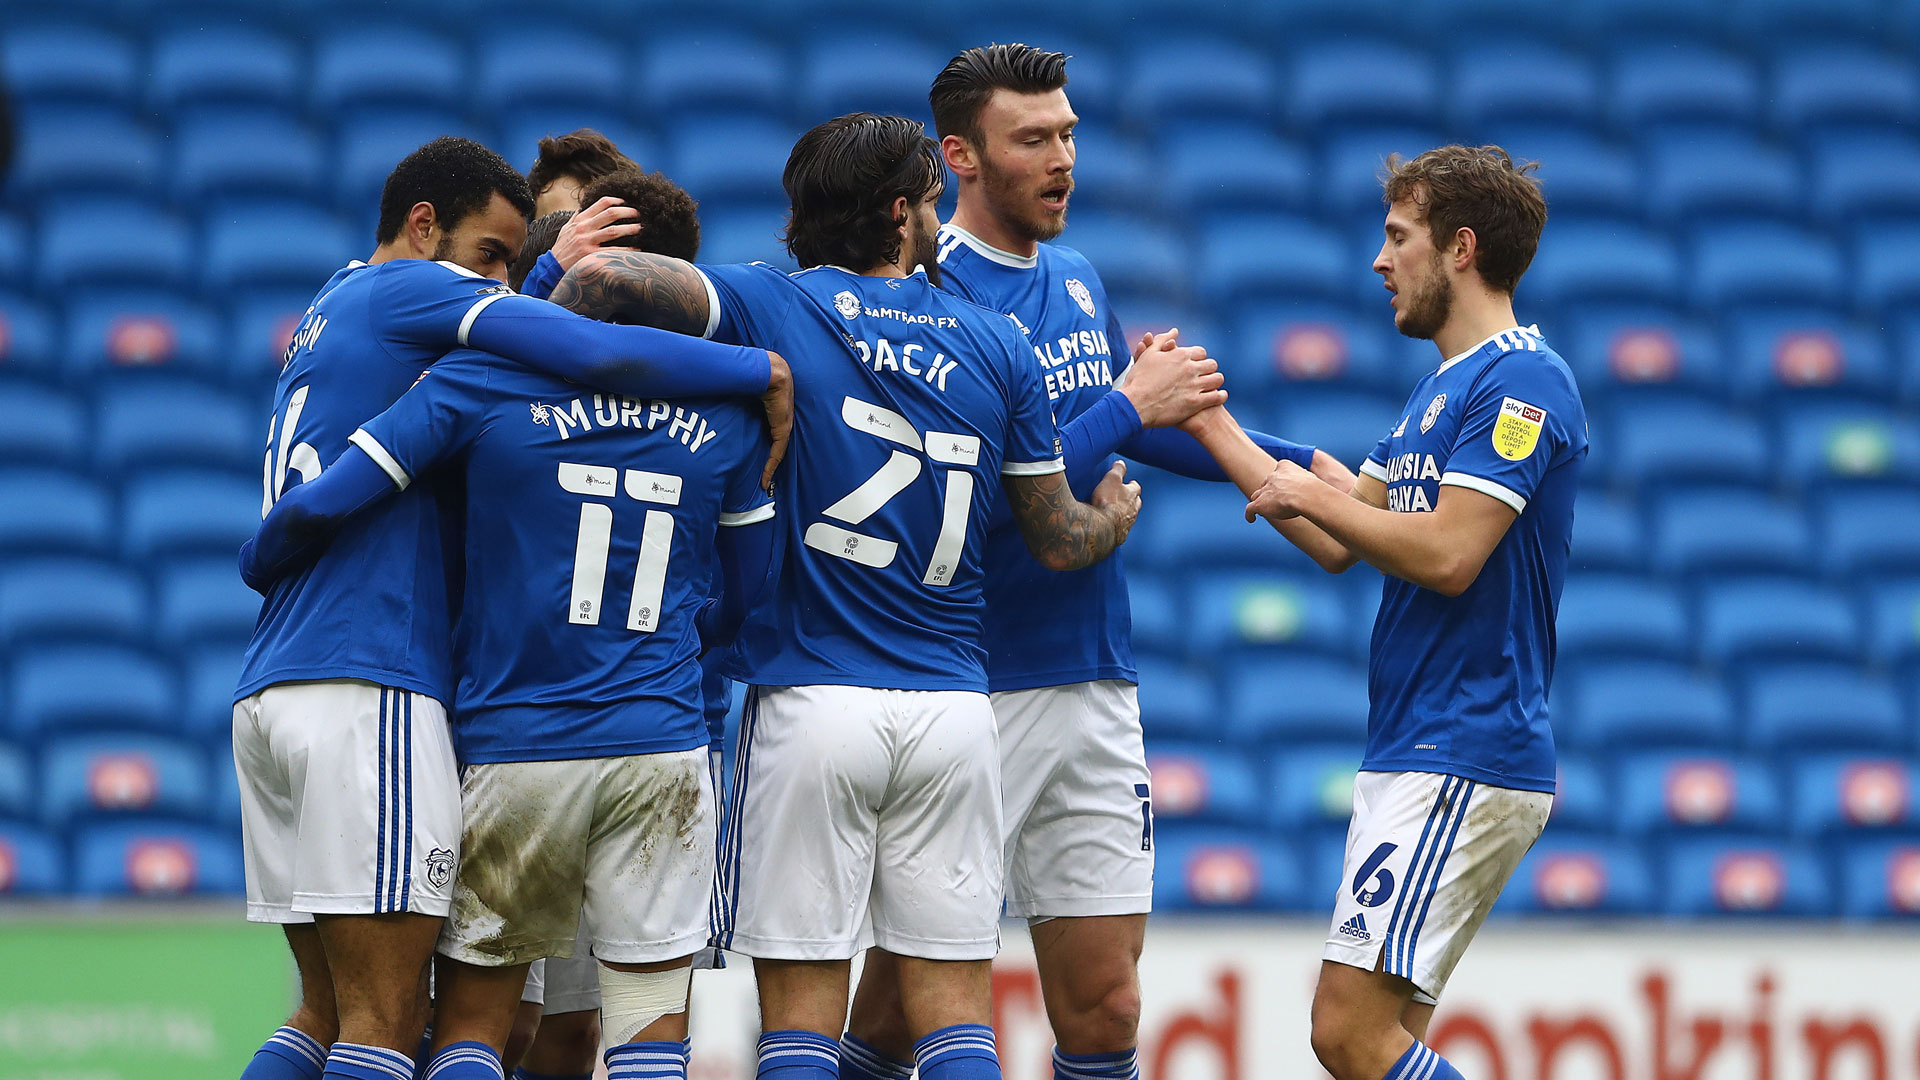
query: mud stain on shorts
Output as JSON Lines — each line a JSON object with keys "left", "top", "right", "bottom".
{"left": 448, "top": 764, "right": 586, "bottom": 964}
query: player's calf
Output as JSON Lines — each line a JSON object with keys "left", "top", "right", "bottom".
{"left": 1030, "top": 914, "right": 1144, "bottom": 1057}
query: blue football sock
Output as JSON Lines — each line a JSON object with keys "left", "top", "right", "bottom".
{"left": 242, "top": 1025, "right": 328, "bottom": 1080}
{"left": 604, "top": 1039, "right": 690, "bottom": 1079}
{"left": 758, "top": 1030, "right": 840, "bottom": 1079}
{"left": 839, "top": 1033, "right": 912, "bottom": 1080}
{"left": 1385, "top": 1041, "right": 1465, "bottom": 1080}
{"left": 914, "top": 1024, "right": 1001, "bottom": 1080}
{"left": 323, "top": 1043, "right": 416, "bottom": 1080}
{"left": 413, "top": 1025, "right": 434, "bottom": 1073}
{"left": 1052, "top": 1046, "right": 1139, "bottom": 1080}
{"left": 420, "top": 1041, "right": 504, "bottom": 1079}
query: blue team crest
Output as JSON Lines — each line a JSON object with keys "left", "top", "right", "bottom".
{"left": 1420, "top": 393, "right": 1447, "bottom": 433}
{"left": 1065, "top": 278, "right": 1096, "bottom": 317}
{"left": 425, "top": 848, "right": 454, "bottom": 889}
{"left": 833, "top": 291, "right": 861, "bottom": 320}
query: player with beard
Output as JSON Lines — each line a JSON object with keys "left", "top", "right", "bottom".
{"left": 841, "top": 44, "right": 1351, "bottom": 1080}
{"left": 1187, "top": 145, "right": 1585, "bottom": 1080}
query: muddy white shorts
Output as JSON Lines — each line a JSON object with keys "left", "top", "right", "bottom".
{"left": 714, "top": 684, "right": 1004, "bottom": 961}
{"left": 994, "top": 680, "right": 1154, "bottom": 920}
{"left": 437, "top": 747, "right": 716, "bottom": 968}
{"left": 1323, "top": 770, "right": 1552, "bottom": 1003}
{"left": 232, "top": 680, "right": 461, "bottom": 923}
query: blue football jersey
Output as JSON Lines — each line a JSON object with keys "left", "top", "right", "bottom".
{"left": 237, "top": 259, "right": 526, "bottom": 704}
{"left": 352, "top": 351, "right": 773, "bottom": 765}
{"left": 1359, "top": 327, "right": 1588, "bottom": 793}
{"left": 698, "top": 262, "right": 1064, "bottom": 692}
{"left": 933, "top": 224, "right": 1135, "bottom": 692}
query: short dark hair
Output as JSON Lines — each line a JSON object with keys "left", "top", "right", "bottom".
{"left": 527, "top": 128, "right": 638, "bottom": 200}
{"left": 1383, "top": 145, "right": 1548, "bottom": 295}
{"left": 579, "top": 168, "right": 702, "bottom": 262}
{"left": 782, "top": 113, "right": 943, "bottom": 271}
{"left": 376, "top": 136, "right": 534, "bottom": 245}
{"left": 508, "top": 210, "right": 574, "bottom": 291}
{"left": 929, "top": 43, "right": 1069, "bottom": 147}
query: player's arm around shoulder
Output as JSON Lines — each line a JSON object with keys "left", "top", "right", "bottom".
{"left": 549, "top": 248, "right": 715, "bottom": 336}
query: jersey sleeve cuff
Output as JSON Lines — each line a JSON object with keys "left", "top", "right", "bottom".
{"left": 692, "top": 266, "right": 721, "bottom": 340}
{"left": 1439, "top": 470, "right": 1526, "bottom": 513}
{"left": 456, "top": 292, "right": 514, "bottom": 347}
{"left": 1002, "top": 458, "right": 1067, "bottom": 476}
{"left": 348, "top": 428, "right": 412, "bottom": 491}
{"left": 718, "top": 503, "right": 776, "bottom": 527}
{"left": 1360, "top": 458, "right": 1390, "bottom": 482}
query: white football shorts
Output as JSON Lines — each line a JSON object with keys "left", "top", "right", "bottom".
{"left": 714, "top": 684, "right": 1004, "bottom": 961}
{"left": 232, "top": 680, "right": 461, "bottom": 923}
{"left": 994, "top": 680, "right": 1154, "bottom": 920}
{"left": 520, "top": 960, "right": 544, "bottom": 1005}
{"left": 1323, "top": 770, "right": 1552, "bottom": 1003}
{"left": 437, "top": 748, "right": 716, "bottom": 968}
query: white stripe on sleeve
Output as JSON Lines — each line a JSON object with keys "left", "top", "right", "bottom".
{"left": 349, "top": 428, "right": 412, "bottom": 491}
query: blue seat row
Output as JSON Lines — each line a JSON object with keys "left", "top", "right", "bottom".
{"left": 0, "top": 818, "right": 241, "bottom": 897}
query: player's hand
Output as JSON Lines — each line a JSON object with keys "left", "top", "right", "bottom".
{"left": 550, "top": 196, "right": 642, "bottom": 270}
{"left": 1117, "top": 328, "right": 1227, "bottom": 429}
{"left": 1245, "top": 459, "right": 1316, "bottom": 522}
{"left": 1091, "top": 460, "right": 1144, "bottom": 546}
{"left": 1309, "top": 449, "right": 1357, "bottom": 495}
{"left": 759, "top": 351, "right": 793, "bottom": 492}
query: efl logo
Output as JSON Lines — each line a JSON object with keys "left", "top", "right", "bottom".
{"left": 1274, "top": 324, "right": 1347, "bottom": 380}
{"left": 1186, "top": 847, "right": 1257, "bottom": 905}
{"left": 87, "top": 753, "right": 158, "bottom": 810}
{"left": 1608, "top": 328, "right": 1680, "bottom": 383}
{"left": 1665, "top": 760, "right": 1735, "bottom": 825}
{"left": 126, "top": 839, "right": 196, "bottom": 895}
{"left": 1150, "top": 756, "right": 1210, "bottom": 817}
{"left": 1773, "top": 331, "right": 1844, "bottom": 387}
{"left": 1887, "top": 848, "right": 1920, "bottom": 913}
{"left": 1712, "top": 852, "right": 1785, "bottom": 912}
{"left": 1840, "top": 761, "right": 1909, "bottom": 826}
{"left": 1533, "top": 852, "right": 1608, "bottom": 910}
{"left": 0, "top": 839, "right": 15, "bottom": 892}
{"left": 106, "top": 315, "right": 178, "bottom": 367}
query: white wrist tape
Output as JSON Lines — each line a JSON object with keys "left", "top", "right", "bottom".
{"left": 597, "top": 963, "right": 693, "bottom": 1053}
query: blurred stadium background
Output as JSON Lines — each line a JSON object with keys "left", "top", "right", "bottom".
{"left": 3, "top": 0, "right": 1920, "bottom": 1076}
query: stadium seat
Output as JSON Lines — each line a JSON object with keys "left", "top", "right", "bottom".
{"left": 0, "top": 822, "right": 65, "bottom": 895}
{"left": 637, "top": 31, "right": 789, "bottom": 116}
{"left": 73, "top": 821, "right": 244, "bottom": 898}
{"left": 667, "top": 115, "right": 801, "bottom": 206}
{"left": 311, "top": 28, "right": 465, "bottom": 113}
{"left": 1782, "top": 406, "right": 1920, "bottom": 489}
{"left": 180, "top": 642, "right": 247, "bottom": 741}
{"left": 1480, "top": 127, "right": 1640, "bottom": 219}
{"left": 1838, "top": 840, "right": 1920, "bottom": 917}
{"left": 1288, "top": 40, "right": 1440, "bottom": 131}
{"left": 0, "top": 380, "right": 85, "bottom": 469}
{"left": 225, "top": 288, "right": 317, "bottom": 387}
{"left": 155, "top": 558, "right": 261, "bottom": 648}
{"left": 1664, "top": 839, "right": 1832, "bottom": 916}
{"left": 1124, "top": 35, "right": 1278, "bottom": 129}
{"left": 1789, "top": 757, "right": 1920, "bottom": 837}
{"left": 210, "top": 745, "right": 241, "bottom": 826}
{"left": 0, "top": 558, "right": 147, "bottom": 647}
{"left": 0, "top": 292, "right": 58, "bottom": 375}
{"left": 1697, "top": 578, "right": 1861, "bottom": 664}
{"left": 1133, "top": 658, "right": 1222, "bottom": 742}
{"left": 1772, "top": 45, "right": 1920, "bottom": 132}
{"left": 1644, "top": 128, "right": 1804, "bottom": 227}
{"left": 1819, "top": 486, "right": 1920, "bottom": 575}
{"left": 1499, "top": 835, "right": 1656, "bottom": 915}
{"left": 1229, "top": 302, "right": 1410, "bottom": 393}
{"left": 1805, "top": 130, "right": 1920, "bottom": 225}
{"left": 94, "top": 380, "right": 256, "bottom": 475}
{"left": 0, "top": 213, "right": 26, "bottom": 285}
{"left": 1055, "top": 211, "right": 1192, "bottom": 304}
{"left": 0, "top": 23, "right": 138, "bottom": 105}
{"left": 1225, "top": 659, "right": 1370, "bottom": 746}
{"left": 1568, "top": 492, "right": 1647, "bottom": 572}
{"left": 1690, "top": 221, "right": 1846, "bottom": 309}
{"left": 473, "top": 26, "right": 627, "bottom": 111}
{"left": 171, "top": 110, "right": 329, "bottom": 205}
{"left": 1574, "top": 0, "right": 1729, "bottom": 42}
{"left": 1560, "top": 305, "right": 1726, "bottom": 398}
{"left": 39, "top": 733, "right": 212, "bottom": 825}
{"left": 1567, "top": 660, "right": 1736, "bottom": 751}
{"left": 121, "top": 469, "right": 262, "bottom": 561}
{"left": 202, "top": 201, "right": 357, "bottom": 292}
{"left": 1271, "top": 387, "right": 1407, "bottom": 476}
{"left": 798, "top": 32, "right": 946, "bottom": 123}
{"left": 1197, "top": 215, "right": 1348, "bottom": 307}
{"left": 1317, "top": 126, "right": 1448, "bottom": 219}
{"left": 695, "top": 202, "right": 793, "bottom": 270}
{"left": 0, "top": 742, "right": 32, "bottom": 821}
{"left": 1745, "top": 664, "right": 1906, "bottom": 753}
{"left": 334, "top": 108, "right": 485, "bottom": 211}
{"left": 1725, "top": 308, "right": 1891, "bottom": 400}
{"left": 63, "top": 290, "right": 223, "bottom": 379}
{"left": 1164, "top": 125, "right": 1314, "bottom": 215}
{"left": 1266, "top": 744, "right": 1363, "bottom": 831}
{"left": 1651, "top": 488, "right": 1812, "bottom": 575}
{"left": 1520, "top": 218, "right": 1683, "bottom": 307}
{"left": 1617, "top": 753, "right": 1784, "bottom": 834}
{"left": 0, "top": 467, "right": 113, "bottom": 556}
{"left": 1866, "top": 577, "right": 1920, "bottom": 667}
{"left": 149, "top": 26, "right": 304, "bottom": 111}
{"left": 1062, "top": 126, "right": 1160, "bottom": 213}
{"left": 1145, "top": 743, "right": 1263, "bottom": 827}
{"left": 8, "top": 106, "right": 165, "bottom": 198}
{"left": 1126, "top": 572, "right": 1185, "bottom": 661}
{"left": 1609, "top": 41, "right": 1763, "bottom": 129}
{"left": 1188, "top": 572, "right": 1355, "bottom": 661}
{"left": 1555, "top": 574, "right": 1690, "bottom": 661}
{"left": 1853, "top": 218, "right": 1920, "bottom": 313}
{"left": 38, "top": 200, "right": 196, "bottom": 293}
{"left": 1152, "top": 825, "right": 1304, "bottom": 911}
{"left": 1609, "top": 398, "right": 1770, "bottom": 488}
{"left": 1450, "top": 42, "right": 1599, "bottom": 129}
{"left": 1550, "top": 755, "right": 1615, "bottom": 834}
{"left": 7, "top": 644, "right": 176, "bottom": 738}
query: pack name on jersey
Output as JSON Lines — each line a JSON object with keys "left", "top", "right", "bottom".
{"left": 534, "top": 394, "right": 721, "bottom": 452}
{"left": 1384, "top": 452, "right": 1442, "bottom": 513}
{"left": 851, "top": 336, "right": 961, "bottom": 391}
{"left": 1031, "top": 330, "right": 1114, "bottom": 402}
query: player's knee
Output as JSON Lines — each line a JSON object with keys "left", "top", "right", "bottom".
{"left": 1054, "top": 977, "right": 1141, "bottom": 1051}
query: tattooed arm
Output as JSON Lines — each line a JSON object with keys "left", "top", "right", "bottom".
{"left": 1002, "top": 461, "right": 1142, "bottom": 572}
{"left": 550, "top": 249, "right": 715, "bottom": 335}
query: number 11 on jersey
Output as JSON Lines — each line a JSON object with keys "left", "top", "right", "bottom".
{"left": 559, "top": 462, "right": 680, "bottom": 632}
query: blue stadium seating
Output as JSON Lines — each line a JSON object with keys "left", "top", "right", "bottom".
{"left": 1609, "top": 398, "right": 1769, "bottom": 487}
{"left": 155, "top": 559, "right": 261, "bottom": 648}
{"left": 1664, "top": 839, "right": 1832, "bottom": 916}
{"left": 1772, "top": 45, "right": 1920, "bottom": 132}
{"left": 202, "top": 201, "right": 358, "bottom": 292}
{"left": 1126, "top": 572, "right": 1184, "bottom": 661}
{"left": 0, "top": 822, "right": 65, "bottom": 895}
{"left": 9, "top": 106, "right": 165, "bottom": 198}
{"left": 1725, "top": 308, "right": 1891, "bottom": 400}
{"left": 1152, "top": 825, "right": 1304, "bottom": 911}
{"left": 179, "top": 643, "right": 246, "bottom": 742}
{"left": 1133, "top": 657, "right": 1221, "bottom": 743}
{"left": 1128, "top": 483, "right": 1275, "bottom": 570}
{"left": 1609, "top": 41, "right": 1763, "bottom": 129}
{"left": 1197, "top": 215, "right": 1349, "bottom": 307}
{"left": 148, "top": 26, "right": 304, "bottom": 111}
{"left": 1124, "top": 36, "right": 1277, "bottom": 130}
{"left": 1226, "top": 659, "right": 1370, "bottom": 746}
{"left": 1853, "top": 219, "right": 1920, "bottom": 313}
{"left": 1820, "top": 487, "right": 1920, "bottom": 575}
{"left": 1866, "top": 577, "right": 1920, "bottom": 666}
{"left": 0, "top": 558, "right": 147, "bottom": 647}
{"left": 473, "top": 27, "right": 628, "bottom": 112}
{"left": 334, "top": 108, "right": 486, "bottom": 211}
{"left": 225, "top": 289, "right": 318, "bottom": 386}
{"left": 1788, "top": 756, "right": 1920, "bottom": 837}
{"left": 1451, "top": 42, "right": 1600, "bottom": 129}
{"left": 121, "top": 469, "right": 261, "bottom": 562}
{"left": 0, "top": 292, "right": 60, "bottom": 374}
{"left": 0, "top": 742, "right": 33, "bottom": 821}
{"left": 7, "top": 644, "right": 177, "bottom": 738}
{"left": 1697, "top": 578, "right": 1861, "bottom": 664}
{"left": 1837, "top": 840, "right": 1920, "bottom": 917}
{"left": 668, "top": 115, "right": 801, "bottom": 206}
{"left": 493, "top": 109, "right": 660, "bottom": 178}
{"left": 1555, "top": 574, "right": 1690, "bottom": 661}
{"left": 1052, "top": 211, "right": 1192, "bottom": 304}
{"left": 1500, "top": 835, "right": 1656, "bottom": 914}
{"left": 1651, "top": 488, "right": 1812, "bottom": 575}
{"left": 695, "top": 203, "right": 793, "bottom": 269}
{"left": 1483, "top": 127, "right": 1640, "bottom": 219}
{"left": 1230, "top": 303, "right": 1412, "bottom": 393}
{"left": 73, "top": 821, "right": 244, "bottom": 898}
{"left": 1163, "top": 125, "right": 1314, "bottom": 215}
{"left": 1317, "top": 126, "right": 1448, "bottom": 219}
{"left": 93, "top": 380, "right": 256, "bottom": 475}
{"left": 637, "top": 31, "right": 790, "bottom": 116}
{"left": 172, "top": 109, "right": 329, "bottom": 204}
{"left": 1521, "top": 219, "right": 1683, "bottom": 306}
{"left": 1690, "top": 221, "right": 1846, "bottom": 309}
{"left": 63, "top": 290, "right": 224, "bottom": 379}
{"left": 311, "top": 28, "right": 466, "bottom": 113}
{"left": 1783, "top": 407, "right": 1920, "bottom": 489}
{"left": 1568, "top": 493, "right": 1647, "bottom": 572}
{"left": 1063, "top": 127, "right": 1158, "bottom": 214}
{"left": 1550, "top": 755, "right": 1615, "bottom": 834}
{"left": 1188, "top": 573, "right": 1356, "bottom": 660}
{"left": 1644, "top": 129, "right": 1803, "bottom": 225}
{"left": 0, "top": 380, "right": 85, "bottom": 469}
{"left": 0, "top": 23, "right": 138, "bottom": 106}
{"left": 1805, "top": 130, "right": 1920, "bottom": 224}
{"left": 1266, "top": 744, "right": 1362, "bottom": 830}
{"left": 1746, "top": 665, "right": 1906, "bottom": 753}
{"left": 0, "top": 213, "right": 26, "bottom": 285}
{"left": 1618, "top": 753, "right": 1784, "bottom": 834}
{"left": 1567, "top": 661, "right": 1737, "bottom": 751}
{"left": 1146, "top": 743, "right": 1262, "bottom": 827}
{"left": 38, "top": 200, "right": 196, "bottom": 293}
{"left": 1288, "top": 41, "right": 1440, "bottom": 132}
{"left": 0, "top": 468, "right": 113, "bottom": 556}
{"left": 40, "top": 733, "right": 211, "bottom": 825}
{"left": 799, "top": 33, "right": 947, "bottom": 124}
{"left": 1272, "top": 387, "right": 1406, "bottom": 475}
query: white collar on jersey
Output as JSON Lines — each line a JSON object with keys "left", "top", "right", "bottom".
{"left": 939, "top": 224, "right": 1039, "bottom": 269}
{"left": 817, "top": 264, "right": 930, "bottom": 281}
{"left": 1436, "top": 324, "right": 1541, "bottom": 375}
{"left": 436, "top": 260, "right": 484, "bottom": 278}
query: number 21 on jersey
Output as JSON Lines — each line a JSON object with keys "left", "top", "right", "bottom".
{"left": 805, "top": 396, "right": 978, "bottom": 587}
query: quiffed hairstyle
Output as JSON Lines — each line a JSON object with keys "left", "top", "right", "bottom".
{"left": 929, "top": 43, "right": 1069, "bottom": 146}
{"left": 508, "top": 209, "right": 574, "bottom": 291}
{"left": 1382, "top": 144, "right": 1547, "bottom": 295}
{"left": 782, "top": 113, "right": 943, "bottom": 271}
{"left": 579, "top": 168, "right": 702, "bottom": 262}
{"left": 376, "top": 136, "right": 534, "bottom": 244}
{"left": 527, "top": 128, "right": 638, "bottom": 200}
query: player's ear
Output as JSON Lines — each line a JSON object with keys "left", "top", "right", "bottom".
{"left": 1451, "top": 226, "right": 1478, "bottom": 273}
{"left": 941, "top": 134, "right": 979, "bottom": 179}
{"left": 407, "top": 201, "right": 438, "bottom": 251}
{"left": 889, "top": 194, "right": 910, "bottom": 230}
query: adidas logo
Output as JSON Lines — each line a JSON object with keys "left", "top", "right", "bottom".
{"left": 1337, "top": 913, "right": 1370, "bottom": 941}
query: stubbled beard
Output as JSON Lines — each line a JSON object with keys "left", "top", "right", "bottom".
{"left": 1395, "top": 255, "right": 1452, "bottom": 340}
{"left": 431, "top": 233, "right": 457, "bottom": 263}
{"left": 906, "top": 220, "right": 942, "bottom": 287}
{"left": 981, "top": 159, "right": 1067, "bottom": 244}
